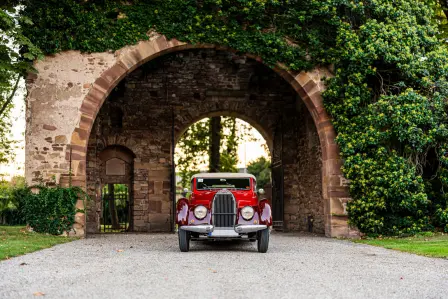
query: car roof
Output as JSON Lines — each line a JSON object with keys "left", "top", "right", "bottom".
{"left": 192, "top": 172, "right": 256, "bottom": 180}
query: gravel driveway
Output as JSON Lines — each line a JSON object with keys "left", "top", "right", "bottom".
{"left": 0, "top": 232, "right": 447, "bottom": 299}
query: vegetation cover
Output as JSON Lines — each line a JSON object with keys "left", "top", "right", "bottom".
{"left": 0, "top": 177, "right": 86, "bottom": 235}
{"left": 0, "top": 2, "right": 42, "bottom": 163}
{"left": 0, "top": 226, "right": 76, "bottom": 260}
{"left": 354, "top": 232, "right": 448, "bottom": 258}
{"left": 7, "top": 0, "right": 448, "bottom": 235}
{"left": 22, "top": 186, "right": 86, "bottom": 235}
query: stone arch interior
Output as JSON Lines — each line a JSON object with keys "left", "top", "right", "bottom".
{"left": 85, "top": 48, "right": 325, "bottom": 234}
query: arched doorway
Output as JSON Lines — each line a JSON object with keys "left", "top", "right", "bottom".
{"left": 83, "top": 48, "right": 326, "bottom": 234}
{"left": 61, "top": 35, "right": 350, "bottom": 237}
{"left": 87, "top": 145, "right": 135, "bottom": 233}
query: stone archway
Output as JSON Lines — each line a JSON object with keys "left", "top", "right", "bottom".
{"left": 69, "top": 34, "right": 350, "bottom": 237}
{"left": 25, "top": 33, "right": 353, "bottom": 237}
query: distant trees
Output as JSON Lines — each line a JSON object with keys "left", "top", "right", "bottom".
{"left": 247, "top": 157, "right": 271, "bottom": 189}
{"left": 176, "top": 117, "right": 256, "bottom": 187}
{"left": 0, "top": 176, "right": 26, "bottom": 224}
{"left": 0, "top": 3, "right": 41, "bottom": 163}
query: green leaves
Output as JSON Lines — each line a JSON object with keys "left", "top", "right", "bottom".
{"left": 247, "top": 156, "right": 271, "bottom": 188}
{"left": 176, "top": 117, "right": 245, "bottom": 188}
{"left": 0, "top": 5, "right": 42, "bottom": 163}
{"left": 22, "top": 186, "right": 87, "bottom": 235}
{"left": 325, "top": 0, "right": 448, "bottom": 235}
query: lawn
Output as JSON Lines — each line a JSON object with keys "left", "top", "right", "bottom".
{"left": 0, "top": 226, "right": 77, "bottom": 260}
{"left": 354, "top": 233, "right": 448, "bottom": 258}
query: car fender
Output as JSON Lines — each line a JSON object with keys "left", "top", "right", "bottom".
{"left": 176, "top": 198, "right": 189, "bottom": 226}
{"left": 258, "top": 199, "right": 272, "bottom": 226}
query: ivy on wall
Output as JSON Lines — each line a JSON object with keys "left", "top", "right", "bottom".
{"left": 20, "top": 0, "right": 448, "bottom": 235}
{"left": 12, "top": 186, "right": 87, "bottom": 235}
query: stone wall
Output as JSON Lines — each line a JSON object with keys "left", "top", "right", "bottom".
{"left": 25, "top": 33, "right": 354, "bottom": 237}
{"left": 85, "top": 49, "right": 324, "bottom": 233}
{"left": 283, "top": 103, "right": 324, "bottom": 233}
{"left": 25, "top": 51, "right": 116, "bottom": 185}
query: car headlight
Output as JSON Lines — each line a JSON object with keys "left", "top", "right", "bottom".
{"left": 241, "top": 206, "right": 255, "bottom": 220}
{"left": 194, "top": 205, "right": 207, "bottom": 220}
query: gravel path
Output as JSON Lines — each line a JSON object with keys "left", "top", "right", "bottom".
{"left": 0, "top": 232, "right": 447, "bottom": 299}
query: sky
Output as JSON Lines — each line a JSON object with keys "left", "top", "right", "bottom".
{"left": 0, "top": 79, "right": 26, "bottom": 181}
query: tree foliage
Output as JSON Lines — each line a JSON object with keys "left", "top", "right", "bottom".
{"left": 0, "top": 176, "right": 27, "bottom": 225}
{"left": 0, "top": 3, "right": 41, "bottom": 163}
{"left": 16, "top": 0, "right": 448, "bottom": 234}
{"left": 176, "top": 117, "right": 245, "bottom": 188}
{"left": 435, "top": 0, "right": 448, "bottom": 40}
{"left": 247, "top": 157, "right": 271, "bottom": 189}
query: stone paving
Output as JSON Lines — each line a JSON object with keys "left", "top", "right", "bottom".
{"left": 0, "top": 232, "right": 447, "bottom": 298}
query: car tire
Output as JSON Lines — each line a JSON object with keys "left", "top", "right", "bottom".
{"left": 257, "top": 228, "right": 269, "bottom": 253}
{"left": 178, "top": 228, "right": 190, "bottom": 252}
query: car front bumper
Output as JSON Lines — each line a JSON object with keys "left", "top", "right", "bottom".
{"left": 180, "top": 224, "right": 267, "bottom": 235}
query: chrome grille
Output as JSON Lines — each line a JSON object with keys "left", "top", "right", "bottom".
{"left": 212, "top": 190, "right": 236, "bottom": 227}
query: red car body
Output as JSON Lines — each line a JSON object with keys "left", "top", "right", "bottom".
{"left": 175, "top": 173, "right": 272, "bottom": 253}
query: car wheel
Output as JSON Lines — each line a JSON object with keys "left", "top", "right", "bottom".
{"left": 178, "top": 228, "right": 190, "bottom": 252}
{"left": 257, "top": 228, "right": 269, "bottom": 253}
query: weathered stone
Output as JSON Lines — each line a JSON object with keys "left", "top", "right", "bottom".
{"left": 43, "top": 124, "right": 57, "bottom": 131}
{"left": 55, "top": 135, "right": 67, "bottom": 144}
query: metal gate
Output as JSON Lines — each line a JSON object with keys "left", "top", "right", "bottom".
{"left": 272, "top": 117, "right": 284, "bottom": 230}
{"left": 101, "top": 184, "right": 130, "bottom": 233}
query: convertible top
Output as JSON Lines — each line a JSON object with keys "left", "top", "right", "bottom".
{"left": 192, "top": 172, "right": 256, "bottom": 180}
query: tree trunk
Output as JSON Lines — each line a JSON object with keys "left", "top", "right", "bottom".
{"left": 209, "top": 116, "right": 222, "bottom": 172}
{"left": 0, "top": 75, "right": 20, "bottom": 118}
{"left": 108, "top": 184, "right": 120, "bottom": 229}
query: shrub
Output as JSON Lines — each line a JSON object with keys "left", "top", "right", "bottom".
{"left": 22, "top": 186, "right": 87, "bottom": 235}
{"left": 0, "top": 177, "right": 27, "bottom": 225}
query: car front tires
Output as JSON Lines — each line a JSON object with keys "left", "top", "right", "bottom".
{"left": 257, "top": 228, "right": 269, "bottom": 253}
{"left": 178, "top": 228, "right": 190, "bottom": 252}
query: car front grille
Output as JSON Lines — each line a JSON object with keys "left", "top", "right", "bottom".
{"left": 212, "top": 190, "right": 236, "bottom": 227}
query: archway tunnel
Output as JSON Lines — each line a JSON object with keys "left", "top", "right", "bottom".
{"left": 85, "top": 49, "right": 324, "bottom": 234}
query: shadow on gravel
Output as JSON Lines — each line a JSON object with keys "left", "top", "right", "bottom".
{"left": 189, "top": 240, "right": 259, "bottom": 253}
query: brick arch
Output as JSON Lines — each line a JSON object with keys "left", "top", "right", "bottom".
{"left": 69, "top": 34, "right": 351, "bottom": 237}
{"left": 98, "top": 145, "right": 136, "bottom": 164}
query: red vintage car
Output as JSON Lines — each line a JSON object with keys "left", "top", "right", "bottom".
{"left": 176, "top": 173, "right": 272, "bottom": 253}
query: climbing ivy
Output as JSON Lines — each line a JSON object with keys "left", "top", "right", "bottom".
{"left": 22, "top": 186, "right": 87, "bottom": 235}
{"left": 19, "top": 0, "right": 448, "bottom": 235}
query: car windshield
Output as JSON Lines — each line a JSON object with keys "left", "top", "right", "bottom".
{"left": 196, "top": 178, "right": 251, "bottom": 190}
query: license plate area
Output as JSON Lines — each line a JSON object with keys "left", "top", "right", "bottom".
{"left": 209, "top": 227, "right": 239, "bottom": 238}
